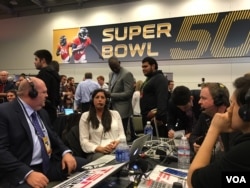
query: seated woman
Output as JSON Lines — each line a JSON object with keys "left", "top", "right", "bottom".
{"left": 79, "top": 88, "right": 126, "bottom": 161}
{"left": 187, "top": 73, "right": 250, "bottom": 188}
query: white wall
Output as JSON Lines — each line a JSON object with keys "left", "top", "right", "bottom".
{"left": 0, "top": 0, "right": 250, "bottom": 94}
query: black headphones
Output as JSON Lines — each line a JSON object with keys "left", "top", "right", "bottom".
{"left": 213, "top": 83, "right": 229, "bottom": 107}
{"left": 238, "top": 88, "right": 250, "bottom": 122}
{"left": 25, "top": 77, "right": 38, "bottom": 99}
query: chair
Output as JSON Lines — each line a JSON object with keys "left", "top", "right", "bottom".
{"left": 61, "top": 113, "right": 87, "bottom": 158}
{"left": 132, "top": 116, "right": 145, "bottom": 137}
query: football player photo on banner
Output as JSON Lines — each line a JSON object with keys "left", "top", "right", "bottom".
{"left": 53, "top": 27, "right": 104, "bottom": 64}
{"left": 53, "top": 9, "right": 250, "bottom": 63}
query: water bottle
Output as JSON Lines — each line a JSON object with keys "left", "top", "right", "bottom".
{"left": 178, "top": 136, "right": 190, "bottom": 169}
{"left": 60, "top": 105, "right": 64, "bottom": 114}
{"left": 115, "top": 137, "right": 130, "bottom": 163}
{"left": 144, "top": 121, "right": 153, "bottom": 140}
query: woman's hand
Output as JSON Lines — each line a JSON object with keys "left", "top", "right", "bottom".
{"left": 96, "top": 145, "right": 113, "bottom": 154}
{"left": 109, "top": 140, "right": 119, "bottom": 149}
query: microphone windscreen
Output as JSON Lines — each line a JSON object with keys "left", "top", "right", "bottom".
{"left": 130, "top": 158, "right": 149, "bottom": 173}
{"left": 172, "top": 182, "right": 183, "bottom": 188}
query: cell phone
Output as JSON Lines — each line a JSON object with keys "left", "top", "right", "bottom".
{"left": 162, "top": 168, "right": 187, "bottom": 179}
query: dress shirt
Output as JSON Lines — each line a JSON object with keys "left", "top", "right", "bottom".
{"left": 100, "top": 83, "right": 109, "bottom": 91}
{"left": 75, "top": 79, "right": 100, "bottom": 104}
{"left": 110, "top": 73, "right": 118, "bottom": 88}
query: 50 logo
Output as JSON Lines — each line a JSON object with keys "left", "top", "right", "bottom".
{"left": 170, "top": 10, "right": 250, "bottom": 59}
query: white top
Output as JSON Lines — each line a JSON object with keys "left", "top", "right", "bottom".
{"left": 132, "top": 90, "right": 141, "bottom": 115}
{"left": 100, "top": 83, "right": 109, "bottom": 91}
{"left": 79, "top": 110, "right": 126, "bottom": 153}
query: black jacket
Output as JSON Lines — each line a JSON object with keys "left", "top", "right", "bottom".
{"left": 167, "top": 89, "right": 201, "bottom": 134}
{"left": 140, "top": 70, "right": 168, "bottom": 124}
{"left": 0, "top": 99, "right": 69, "bottom": 185}
{"left": 37, "top": 66, "right": 60, "bottom": 123}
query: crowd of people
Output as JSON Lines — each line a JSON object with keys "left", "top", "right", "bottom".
{"left": 1, "top": 51, "right": 250, "bottom": 187}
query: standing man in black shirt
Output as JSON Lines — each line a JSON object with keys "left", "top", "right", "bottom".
{"left": 34, "top": 49, "right": 60, "bottom": 124}
{"left": 140, "top": 57, "right": 168, "bottom": 137}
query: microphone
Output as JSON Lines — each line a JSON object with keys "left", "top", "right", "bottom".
{"left": 129, "top": 158, "right": 149, "bottom": 174}
{"left": 172, "top": 182, "right": 183, "bottom": 188}
{"left": 200, "top": 104, "right": 214, "bottom": 112}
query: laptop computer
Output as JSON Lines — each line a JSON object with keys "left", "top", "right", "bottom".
{"left": 64, "top": 108, "right": 74, "bottom": 115}
{"left": 129, "top": 134, "right": 150, "bottom": 164}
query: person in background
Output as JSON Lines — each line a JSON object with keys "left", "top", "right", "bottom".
{"left": 50, "top": 60, "right": 60, "bottom": 73}
{"left": 167, "top": 80, "right": 174, "bottom": 99}
{"left": 167, "top": 86, "right": 201, "bottom": 139}
{"left": 188, "top": 73, "right": 250, "bottom": 188}
{"left": 79, "top": 89, "right": 126, "bottom": 161}
{"left": 75, "top": 72, "right": 100, "bottom": 113}
{"left": 132, "top": 80, "right": 143, "bottom": 116}
{"left": 108, "top": 56, "right": 136, "bottom": 141}
{"left": 140, "top": 57, "right": 168, "bottom": 137}
{"left": 34, "top": 49, "right": 61, "bottom": 124}
{"left": 6, "top": 89, "right": 17, "bottom": 102}
{"left": 63, "top": 77, "right": 76, "bottom": 108}
{"left": 15, "top": 73, "right": 26, "bottom": 89}
{"left": 97, "top": 75, "right": 109, "bottom": 91}
{"left": 189, "top": 83, "right": 235, "bottom": 160}
{"left": 59, "top": 75, "right": 67, "bottom": 107}
{"left": 0, "top": 77, "right": 87, "bottom": 188}
{"left": 0, "top": 70, "right": 15, "bottom": 102}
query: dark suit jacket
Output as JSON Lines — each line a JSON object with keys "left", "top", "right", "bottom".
{"left": 0, "top": 99, "right": 69, "bottom": 185}
{"left": 108, "top": 67, "right": 134, "bottom": 119}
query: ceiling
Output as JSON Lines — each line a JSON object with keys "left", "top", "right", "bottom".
{"left": 0, "top": 0, "right": 139, "bottom": 20}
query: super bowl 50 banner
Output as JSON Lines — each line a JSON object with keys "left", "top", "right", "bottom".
{"left": 53, "top": 9, "right": 250, "bottom": 64}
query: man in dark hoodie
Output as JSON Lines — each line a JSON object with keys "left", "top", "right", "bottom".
{"left": 140, "top": 56, "right": 168, "bottom": 137}
{"left": 34, "top": 49, "right": 60, "bottom": 124}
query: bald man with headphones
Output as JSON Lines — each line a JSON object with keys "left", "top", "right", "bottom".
{"left": 0, "top": 77, "right": 87, "bottom": 188}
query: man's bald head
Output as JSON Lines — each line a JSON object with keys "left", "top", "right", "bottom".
{"left": 17, "top": 77, "right": 48, "bottom": 110}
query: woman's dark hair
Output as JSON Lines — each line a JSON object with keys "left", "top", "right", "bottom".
{"left": 172, "top": 86, "right": 191, "bottom": 106}
{"left": 7, "top": 89, "right": 17, "bottom": 97}
{"left": 87, "top": 89, "right": 112, "bottom": 132}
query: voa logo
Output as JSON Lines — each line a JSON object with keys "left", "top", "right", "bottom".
{"left": 226, "top": 176, "right": 246, "bottom": 184}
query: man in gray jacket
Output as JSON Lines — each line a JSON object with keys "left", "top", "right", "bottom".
{"left": 108, "top": 56, "right": 136, "bottom": 140}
